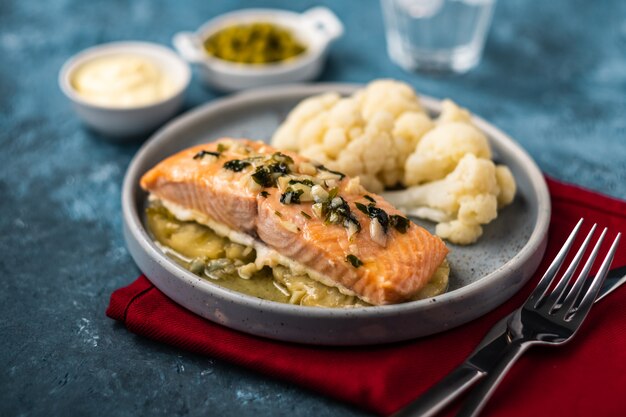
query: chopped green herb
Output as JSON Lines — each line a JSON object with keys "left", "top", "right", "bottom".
{"left": 355, "top": 202, "right": 369, "bottom": 215}
{"left": 355, "top": 202, "right": 390, "bottom": 233}
{"left": 223, "top": 159, "right": 251, "bottom": 172}
{"left": 216, "top": 143, "right": 227, "bottom": 152}
{"left": 268, "top": 162, "right": 290, "bottom": 175}
{"left": 300, "top": 211, "right": 311, "bottom": 219}
{"left": 346, "top": 254, "right": 363, "bottom": 268}
{"left": 323, "top": 195, "right": 361, "bottom": 233}
{"left": 274, "top": 210, "right": 283, "bottom": 218}
{"left": 260, "top": 191, "right": 269, "bottom": 198}
{"left": 280, "top": 188, "right": 304, "bottom": 204}
{"left": 345, "top": 216, "right": 361, "bottom": 235}
{"left": 328, "top": 187, "right": 339, "bottom": 200}
{"left": 390, "top": 215, "right": 411, "bottom": 233}
{"left": 242, "top": 156, "right": 264, "bottom": 162}
{"left": 193, "top": 150, "right": 221, "bottom": 160}
{"left": 271, "top": 152, "right": 294, "bottom": 165}
{"left": 252, "top": 166, "right": 274, "bottom": 187}
{"left": 364, "top": 195, "right": 376, "bottom": 203}
{"left": 317, "top": 164, "right": 346, "bottom": 179}
{"left": 289, "top": 179, "right": 315, "bottom": 187}
{"left": 367, "top": 206, "right": 389, "bottom": 233}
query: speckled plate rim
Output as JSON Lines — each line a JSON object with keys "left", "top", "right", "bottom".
{"left": 122, "top": 83, "right": 551, "bottom": 344}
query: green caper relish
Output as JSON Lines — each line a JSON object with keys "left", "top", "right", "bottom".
{"left": 204, "top": 22, "right": 306, "bottom": 64}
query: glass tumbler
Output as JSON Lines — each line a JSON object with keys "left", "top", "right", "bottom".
{"left": 380, "top": 0, "right": 496, "bottom": 73}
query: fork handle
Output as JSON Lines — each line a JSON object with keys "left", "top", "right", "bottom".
{"left": 392, "top": 364, "right": 486, "bottom": 417}
{"left": 455, "top": 343, "right": 527, "bottom": 417}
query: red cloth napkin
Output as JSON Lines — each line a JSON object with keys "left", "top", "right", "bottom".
{"left": 107, "top": 178, "right": 626, "bottom": 417}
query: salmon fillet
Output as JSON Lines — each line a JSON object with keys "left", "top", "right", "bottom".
{"left": 141, "top": 138, "right": 449, "bottom": 305}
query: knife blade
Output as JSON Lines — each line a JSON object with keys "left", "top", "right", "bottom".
{"left": 597, "top": 264, "right": 626, "bottom": 302}
{"left": 393, "top": 265, "right": 626, "bottom": 417}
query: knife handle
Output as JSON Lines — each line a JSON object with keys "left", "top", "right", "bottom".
{"left": 455, "top": 343, "right": 526, "bottom": 417}
{"left": 392, "top": 364, "right": 486, "bottom": 417}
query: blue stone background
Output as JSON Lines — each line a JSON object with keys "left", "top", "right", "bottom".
{"left": 1, "top": 0, "right": 625, "bottom": 416}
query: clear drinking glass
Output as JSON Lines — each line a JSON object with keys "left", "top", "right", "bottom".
{"left": 380, "top": 0, "right": 496, "bottom": 73}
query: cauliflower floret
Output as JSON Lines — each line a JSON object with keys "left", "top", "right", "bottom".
{"left": 393, "top": 111, "right": 434, "bottom": 168}
{"left": 327, "top": 98, "right": 363, "bottom": 128}
{"left": 404, "top": 122, "right": 492, "bottom": 186}
{"left": 298, "top": 112, "right": 329, "bottom": 149}
{"left": 458, "top": 194, "right": 498, "bottom": 224}
{"left": 358, "top": 79, "right": 424, "bottom": 119}
{"left": 437, "top": 99, "right": 472, "bottom": 124}
{"left": 271, "top": 79, "right": 517, "bottom": 245}
{"left": 394, "top": 111, "right": 434, "bottom": 148}
{"left": 331, "top": 112, "right": 396, "bottom": 192}
{"left": 272, "top": 92, "right": 340, "bottom": 150}
{"left": 271, "top": 80, "right": 422, "bottom": 191}
{"left": 436, "top": 220, "right": 483, "bottom": 245}
{"left": 384, "top": 154, "right": 501, "bottom": 245}
{"left": 495, "top": 165, "right": 517, "bottom": 207}
{"left": 322, "top": 127, "right": 349, "bottom": 159}
{"left": 300, "top": 144, "right": 330, "bottom": 165}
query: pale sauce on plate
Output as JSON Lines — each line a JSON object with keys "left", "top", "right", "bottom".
{"left": 146, "top": 202, "right": 449, "bottom": 307}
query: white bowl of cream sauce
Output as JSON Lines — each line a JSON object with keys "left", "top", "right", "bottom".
{"left": 59, "top": 41, "right": 191, "bottom": 139}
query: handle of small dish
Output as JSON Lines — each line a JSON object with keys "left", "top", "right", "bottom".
{"left": 302, "top": 7, "right": 344, "bottom": 42}
{"left": 172, "top": 32, "right": 205, "bottom": 64}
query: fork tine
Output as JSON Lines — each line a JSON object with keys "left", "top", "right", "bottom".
{"left": 559, "top": 228, "right": 607, "bottom": 317}
{"left": 545, "top": 224, "right": 597, "bottom": 311}
{"left": 527, "top": 218, "right": 583, "bottom": 308}
{"left": 567, "top": 233, "right": 621, "bottom": 321}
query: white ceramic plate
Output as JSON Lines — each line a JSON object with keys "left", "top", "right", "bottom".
{"left": 122, "top": 84, "right": 550, "bottom": 345}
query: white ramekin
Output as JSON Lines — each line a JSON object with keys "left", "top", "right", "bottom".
{"left": 59, "top": 41, "right": 191, "bottom": 139}
{"left": 172, "top": 7, "right": 343, "bottom": 92}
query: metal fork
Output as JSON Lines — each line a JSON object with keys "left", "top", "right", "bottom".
{"left": 455, "top": 220, "right": 621, "bottom": 417}
{"left": 393, "top": 219, "right": 621, "bottom": 417}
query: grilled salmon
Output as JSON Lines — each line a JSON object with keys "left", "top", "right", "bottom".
{"left": 141, "top": 138, "right": 449, "bottom": 305}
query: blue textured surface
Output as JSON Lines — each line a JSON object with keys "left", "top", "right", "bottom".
{"left": 1, "top": 0, "right": 625, "bottom": 416}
